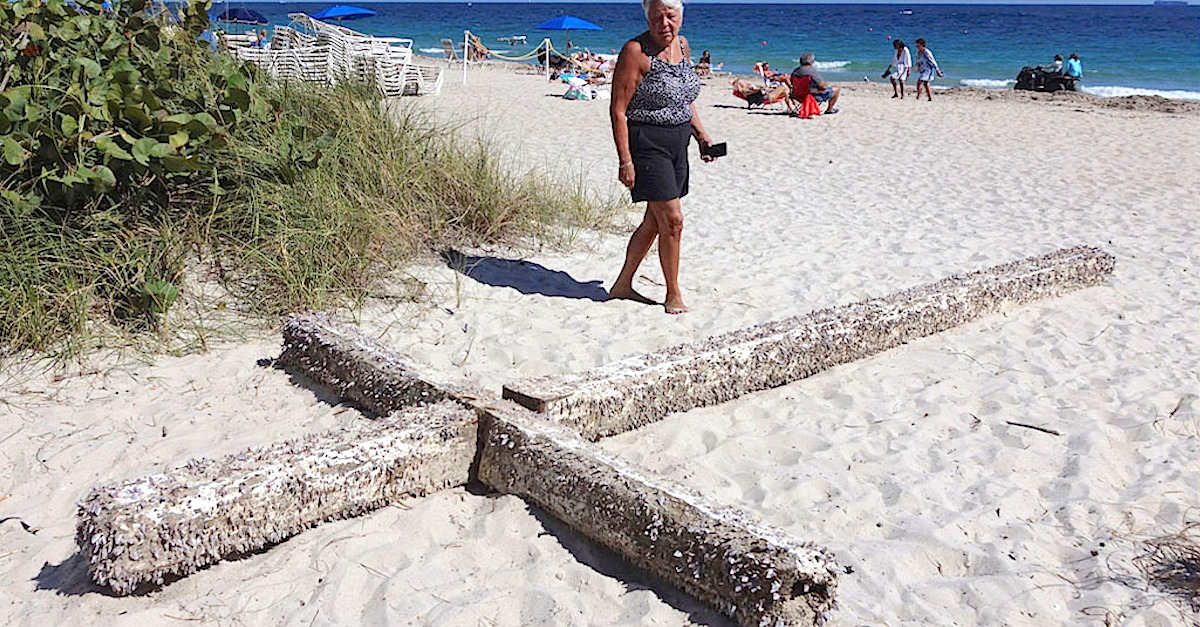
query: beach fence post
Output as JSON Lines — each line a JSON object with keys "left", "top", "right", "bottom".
{"left": 462, "top": 30, "right": 469, "bottom": 85}
{"left": 543, "top": 37, "right": 551, "bottom": 81}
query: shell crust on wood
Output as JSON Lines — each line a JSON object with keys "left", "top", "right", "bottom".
{"left": 75, "top": 400, "right": 476, "bottom": 595}
{"left": 503, "top": 246, "right": 1116, "bottom": 439}
{"left": 476, "top": 400, "right": 840, "bottom": 627}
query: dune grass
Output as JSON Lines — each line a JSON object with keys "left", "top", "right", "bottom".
{"left": 0, "top": 72, "right": 624, "bottom": 359}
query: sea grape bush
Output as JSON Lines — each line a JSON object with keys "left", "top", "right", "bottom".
{"left": 0, "top": 0, "right": 269, "bottom": 214}
{"left": 0, "top": 0, "right": 333, "bottom": 338}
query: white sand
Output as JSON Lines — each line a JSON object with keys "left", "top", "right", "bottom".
{"left": 1, "top": 67, "right": 1197, "bottom": 626}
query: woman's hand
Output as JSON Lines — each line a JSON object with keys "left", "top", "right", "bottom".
{"left": 697, "top": 135, "right": 717, "bottom": 162}
{"left": 618, "top": 162, "right": 635, "bottom": 189}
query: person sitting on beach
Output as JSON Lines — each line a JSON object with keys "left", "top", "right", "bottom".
{"left": 469, "top": 39, "right": 489, "bottom": 61}
{"left": 791, "top": 52, "right": 840, "bottom": 114}
{"left": 1064, "top": 53, "right": 1083, "bottom": 79}
{"left": 695, "top": 50, "right": 712, "bottom": 76}
{"left": 573, "top": 50, "right": 610, "bottom": 73}
{"left": 753, "top": 61, "right": 771, "bottom": 85}
{"left": 914, "top": 38, "right": 944, "bottom": 102}
{"left": 731, "top": 77, "right": 790, "bottom": 107}
{"left": 247, "top": 30, "right": 260, "bottom": 48}
{"left": 539, "top": 49, "right": 573, "bottom": 73}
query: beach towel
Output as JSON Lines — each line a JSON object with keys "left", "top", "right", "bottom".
{"left": 794, "top": 94, "right": 821, "bottom": 119}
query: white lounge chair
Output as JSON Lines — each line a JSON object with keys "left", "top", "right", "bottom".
{"left": 232, "top": 13, "right": 438, "bottom": 97}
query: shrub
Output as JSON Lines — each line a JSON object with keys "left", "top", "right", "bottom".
{"left": 0, "top": 0, "right": 621, "bottom": 356}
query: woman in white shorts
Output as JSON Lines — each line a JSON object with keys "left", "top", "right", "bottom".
{"left": 889, "top": 39, "right": 911, "bottom": 99}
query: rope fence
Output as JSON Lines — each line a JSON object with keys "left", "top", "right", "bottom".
{"left": 457, "top": 31, "right": 614, "bottom": 85}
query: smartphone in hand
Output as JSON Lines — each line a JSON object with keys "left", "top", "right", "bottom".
{"left": 701, "top": 142, "right": 727, "bottom": 158}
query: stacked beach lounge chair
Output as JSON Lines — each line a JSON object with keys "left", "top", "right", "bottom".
{"left": 230, "top": 14, "right": 443, "bottom": 97}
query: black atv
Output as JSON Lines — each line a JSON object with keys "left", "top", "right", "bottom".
{"left": 1014, "top": 66, "right": 1079, "bottom": 93}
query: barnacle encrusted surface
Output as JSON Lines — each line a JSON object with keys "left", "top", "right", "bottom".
{"left": 76, "top": 400, "right": 477, "bottom": 596}
{"left": 503, "top": 245, "right": 1115, "bottom": 439}
{"left": 475, "top": 399, "right": 840, "bottom": 627}
{"left": 280, "top": 311, "right": 449, "bottom": 415}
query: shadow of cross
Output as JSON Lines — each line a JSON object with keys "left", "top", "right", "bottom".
{"left": 73, "top": 246, "right": 1115, "bottom": 625}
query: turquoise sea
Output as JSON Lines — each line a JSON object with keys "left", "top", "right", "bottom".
{"left": 230, "top": 3, "right": 1200, "bottom": 100}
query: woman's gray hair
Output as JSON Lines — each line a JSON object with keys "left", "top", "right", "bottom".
{"left": 643, "top": 0, "right": 684, "bottom": 21}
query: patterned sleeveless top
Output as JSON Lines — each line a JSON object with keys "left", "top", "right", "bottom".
{"left": 626, "top": 39, "right": 701, "bottom": 127}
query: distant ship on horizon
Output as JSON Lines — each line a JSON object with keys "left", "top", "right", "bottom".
{"left": 1152, "top": 0, "right": 1188, "bottom": 6}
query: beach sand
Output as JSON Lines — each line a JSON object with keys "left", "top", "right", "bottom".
{"left": 1, "top": 67, "right": 1197, "bottom": 626}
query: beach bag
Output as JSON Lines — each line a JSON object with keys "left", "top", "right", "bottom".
{"left": 563, "top": 86, "right": 591, "bottom": 100}
{"left": 563, "top": 76, "right": 592, "bottom": 100}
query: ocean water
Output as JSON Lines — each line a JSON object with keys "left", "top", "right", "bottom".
{"left": 235, "top": 3, "right": 1200, "bottom": 100}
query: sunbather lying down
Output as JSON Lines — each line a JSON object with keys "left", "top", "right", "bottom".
{"left": 731, "top": 78, "right": 790, "bottom": 107}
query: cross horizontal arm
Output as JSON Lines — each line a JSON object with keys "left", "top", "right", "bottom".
{"left": 503, "top": 246, "right": 1115, "bottom": 439}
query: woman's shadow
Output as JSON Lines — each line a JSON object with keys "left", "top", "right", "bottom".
{"left": 441, "top": 249, "right": 609, "bottom": 302}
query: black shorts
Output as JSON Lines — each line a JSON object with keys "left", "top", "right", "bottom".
{"left": 628, "top": 121, "right": 691, "bottom": 203}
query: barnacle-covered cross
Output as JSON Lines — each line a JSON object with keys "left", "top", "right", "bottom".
{"left": 75, "top": 246, "right": 1114, "bottom": 626}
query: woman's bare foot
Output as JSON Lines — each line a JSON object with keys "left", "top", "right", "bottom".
{"left": 663, "top": 295, "right": 688, "bottom": 314}
{"left": 607, "top": 286, "right": 657, "bottom": 305}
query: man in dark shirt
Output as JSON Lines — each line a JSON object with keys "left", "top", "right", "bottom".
{"left": 791, "top": 52, "right": 841, "bottom": 114}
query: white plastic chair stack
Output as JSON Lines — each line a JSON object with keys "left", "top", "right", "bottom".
{"left": 229, "top": 13, "right": 442, "bottom": 98}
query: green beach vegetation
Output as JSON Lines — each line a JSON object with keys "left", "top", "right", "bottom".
{"left": 1, "top": 0, "right": 618, "bottom": 358}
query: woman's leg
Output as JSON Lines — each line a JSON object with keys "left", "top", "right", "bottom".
{"left": 647, "top": 198, "right": 687, "bottom": 314}
{"left": 608, "top": 207, "right": 659, "bottom": 304}
{"left": 890, "top": 77, "right": 898, "bottom": 97}
{"left": 898, "top": 78, "right": 906, "bottom": 98}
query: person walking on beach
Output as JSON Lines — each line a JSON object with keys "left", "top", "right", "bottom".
{"left": 889, "top": 39, "right": 911, "bottom": 98}
{"left": 914, "top": 38, "right": 943, "bottom": 101}
{"left": 608, "top": 0, "right": 720, "bottom": 315}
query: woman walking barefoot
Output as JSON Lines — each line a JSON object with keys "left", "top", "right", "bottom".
{"left": 608, "top": 0, "right": 720, "bottom": 315}
{"left": 914, "top": 38, "right": 944, "bottom": 101}
{"left": 889, "top": 39, "right": 911, "bottom": 99}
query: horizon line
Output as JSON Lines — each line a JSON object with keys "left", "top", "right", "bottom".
{"left": 216, "top": 1, "right": 1199, "bottom": 5}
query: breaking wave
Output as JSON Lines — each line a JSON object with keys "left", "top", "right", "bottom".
{"left": 1079, "top": 85, "right": 1200, "bottom": 101}
{"left": 959, "top": 79, "right": 1014, "bottom": 89}
{"left": 813, "top": 60, "right": 852, "bottom": 70}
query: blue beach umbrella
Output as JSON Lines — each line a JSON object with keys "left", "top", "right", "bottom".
{"left": 535, "top": 16, "right": 602, "bottom": 32}
{"left": 535, "top": 15, "right": 601, "bottom": 52}
{"left": 311, "top": 5, "right": 375, "bottom": 22}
